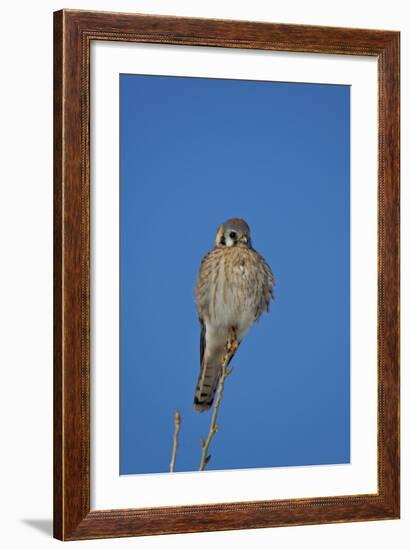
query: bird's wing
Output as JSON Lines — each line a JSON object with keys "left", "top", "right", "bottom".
{"left": 262, "top": 255, "right": 275, "bottom": 310}
{"left": 254, "top": 251, "right": 275, "bottom": 318}
{"left": 195, "top": 249, "right": 217, "bottom": 321}
{"left": 199, "top": 317, "right": 206, "bottom": 368}
{"left": 194, "top": 249, "right": 226, "bottom": 412}
{"left": 194, "top": 321, "right": 222, "bottom": 412}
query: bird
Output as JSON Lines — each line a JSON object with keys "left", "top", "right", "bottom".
{"left": 194, "top": 218, "right": 274, "bottom": 412}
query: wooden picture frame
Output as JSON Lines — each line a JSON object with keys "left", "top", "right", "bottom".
{"left": 53, "top": 9, "right": 400, "bottom": 540}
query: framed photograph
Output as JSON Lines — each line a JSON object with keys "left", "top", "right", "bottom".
{"left": 53, "top": 9, "right": 400, "bottom": 540}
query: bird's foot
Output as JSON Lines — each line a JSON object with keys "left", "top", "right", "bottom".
{"left": 226, "top": 336, "right": 239, "bottom": 355}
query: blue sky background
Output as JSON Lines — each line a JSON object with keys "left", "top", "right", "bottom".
{"left": 120, "top": 74, "right": 350, "bottom": 475}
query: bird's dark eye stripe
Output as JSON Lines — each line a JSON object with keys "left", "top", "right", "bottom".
{"left": 229, "top": 232, "right": 237, "bottom": 239}
{"left": 220, "top": 236, "right": 226, "bottom": 246}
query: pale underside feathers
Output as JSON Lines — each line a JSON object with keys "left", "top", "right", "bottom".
{"left": 194, "top": 218, "right": 274, "bottom": 412}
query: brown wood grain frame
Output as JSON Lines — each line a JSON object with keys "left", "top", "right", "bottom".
{"left": 54, "top": 9, "right": 400, "bottom": 541}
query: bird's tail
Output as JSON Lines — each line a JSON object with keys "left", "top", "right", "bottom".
{"left": 193, "top": 360, "right": 221, "bottom": 412}
{"left": 193, "top": 339, "right": 239, "bottom": 412}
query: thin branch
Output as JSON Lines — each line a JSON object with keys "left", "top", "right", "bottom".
{"left": 170, "top": 409, "right": 181, "bottom": 473}
{"left": 199, "top": 336, "right": 238, "bottom": 471}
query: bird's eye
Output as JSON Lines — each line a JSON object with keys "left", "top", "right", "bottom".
{"left": 229, "top": 232, "right": 237, "bottom": 240}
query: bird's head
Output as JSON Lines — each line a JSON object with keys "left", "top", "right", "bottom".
{"left": 215, "top": 218, "right": 252, "bottom": 248}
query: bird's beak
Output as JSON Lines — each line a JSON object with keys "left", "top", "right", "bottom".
{"left": 239, "top": 234, "right": 248, "bottom": 244}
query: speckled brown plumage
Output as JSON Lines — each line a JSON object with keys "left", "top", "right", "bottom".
{"left": 194, "top": 218, "right": 274, "bottom": 411}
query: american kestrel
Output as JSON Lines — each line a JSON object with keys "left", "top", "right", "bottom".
{"left": 194, "top": 218, "right": 274, "bottom": 412}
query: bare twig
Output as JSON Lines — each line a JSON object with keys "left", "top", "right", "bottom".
{"left": 170, "top": 409, "right": 181, "bottom": 473}
{"left": 199, "top": 336, "right": 238, "bottom": 471}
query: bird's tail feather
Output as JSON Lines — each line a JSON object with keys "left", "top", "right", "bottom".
{"left": 193, "top": 340, "right": 239, "bottom": 412}
{"left": 193, "top": 360, "right": 221, "bottom": 412}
